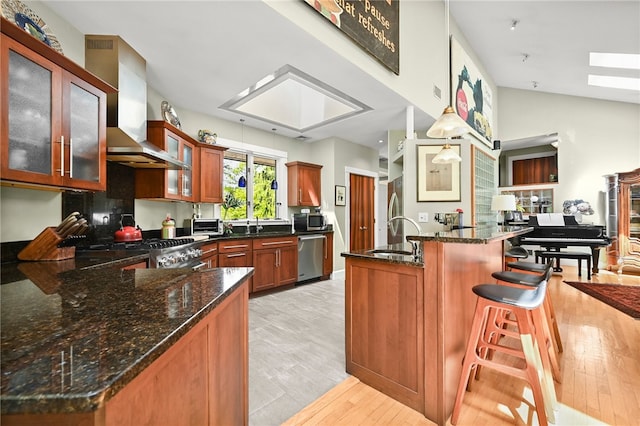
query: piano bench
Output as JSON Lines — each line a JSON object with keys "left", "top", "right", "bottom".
{"left": 535, "top": 251, "right": 591, "bottom": 280}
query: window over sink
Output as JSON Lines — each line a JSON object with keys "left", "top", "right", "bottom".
{"left": 221, "top": 140, "right": 287, "bottom": 221}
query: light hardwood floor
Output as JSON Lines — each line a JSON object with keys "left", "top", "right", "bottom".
{"left": 283, "top": 267, "right": 640, "bottom": 426}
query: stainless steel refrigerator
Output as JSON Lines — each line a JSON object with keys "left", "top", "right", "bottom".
{"left": 387, "top": 176, "right": 403, "bottom": 245}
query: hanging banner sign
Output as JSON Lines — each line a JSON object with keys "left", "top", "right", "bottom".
{"left": 303, "top": 0, "right": 399, "bottom": 75}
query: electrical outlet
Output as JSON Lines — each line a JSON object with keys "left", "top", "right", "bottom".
{"left": 418, "top": 212, "right": 429, "bottom": 223}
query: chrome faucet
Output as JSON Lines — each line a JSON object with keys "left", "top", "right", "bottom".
{"left": 255, "top": 217, "right": 263, "bottom": 234}
{"left": 387, "top": 216, "right": 423, "bottom": 258}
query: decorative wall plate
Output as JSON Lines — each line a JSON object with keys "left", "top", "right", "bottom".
{"left": 161, "top": 100, "right": 182, "bottom": 129}
{"left": 1, "top": 0, "right": 63, "bottom": 54}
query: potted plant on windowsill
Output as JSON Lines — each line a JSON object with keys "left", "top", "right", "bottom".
{"left": 222, "top": 193, "right": 244, "bottom": 234}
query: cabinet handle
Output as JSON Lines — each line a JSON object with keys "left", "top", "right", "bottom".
{"left": 68, "top": 138, "right": 73, "bottom": 177}
{"left": 223, "top": 244, "right": 249, "bottom": 249}
{"left": 359, "top": 226, "right": 367, "bottom": 230}
{"left": 226, "top": 253, "right": 246, "bottom": 258}
{"left": 202, "top": 248, "right": 217, "bottom": 255}
{"left": 59, "top": 136, "right": 65, "bottom": 176}
{"left": 260, "top": 241, "right": 292, "bottom": 246}
{"left": 299, "top": 188, "right": 302, "bottom": 203}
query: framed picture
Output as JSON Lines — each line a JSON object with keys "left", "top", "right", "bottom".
{"left": 416, "top": 145, "right": 461, "bottom": 202}
{"left": 450, "top": 36, "right": 494, "bottom": 147}
{"left": 335, "top": 185, "right": 346, "bottom": 206}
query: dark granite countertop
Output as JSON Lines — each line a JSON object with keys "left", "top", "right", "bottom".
{"left": 341, "top": 226, "right": 533, "bottom": 264}
{"left": 404, "top": 225, "right": 533, "bottom": 244}
{"left": 210, "top": 227, "right": 333, "bottom": 241}
{"left": 0, "top": 263, "right": 254, "bottom": 415}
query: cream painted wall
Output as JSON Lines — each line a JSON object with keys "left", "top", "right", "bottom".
{"left": 266, "top": 0, "right": 444, "bottom": 124}
{"left": 499, "top": 88, "right": 640, "bottom": 227}
{"left": 0, "top": 187, "right": 62, "bottom": 242}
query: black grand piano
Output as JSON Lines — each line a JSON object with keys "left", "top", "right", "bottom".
{"left": 516, "top": 214, "right": 611, "bottom": 273}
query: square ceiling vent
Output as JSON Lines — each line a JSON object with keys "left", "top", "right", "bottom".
{"left": 220, "top": 65, "right": 371, "bottom": 134}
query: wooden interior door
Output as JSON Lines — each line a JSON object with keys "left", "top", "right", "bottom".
{"left": 350, "top": 174, "right": 375, "bottom": 251}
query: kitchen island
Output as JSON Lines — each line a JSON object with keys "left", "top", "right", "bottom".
{"left": 342, "top": 226, "right": 532, "bottom": 426}
{"left": 1, "top": 259, "right": 253, "bottom": 426}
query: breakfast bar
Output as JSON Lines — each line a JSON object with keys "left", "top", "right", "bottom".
{"left": 342, "top": 226, "right": 532, "bottom": 426}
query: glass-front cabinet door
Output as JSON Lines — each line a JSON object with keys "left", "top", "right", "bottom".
{"left": 630, "top": 183, "right": 640, "bottom": 240}
{"left": 181, "top": 142, "right": 193, "bottom": 200}
{"left": 65, "top": 74, "right": 106, "bottom": 190}
{"left": 1, "top": 33, "right": 107, "bottom": 191}
{"left": 1, "top": 36, "right": 62, "bottom": 186}
{"left": 166, "top": 133, "right": 180, "bottom": 198}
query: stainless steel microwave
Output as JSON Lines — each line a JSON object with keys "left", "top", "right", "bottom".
{"left": 293, "top": 213, "right": 327, "bottom": 231}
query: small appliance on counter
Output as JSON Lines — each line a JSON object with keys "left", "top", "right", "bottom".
{"left": 114, "top": 214, "right": 143, "bottom": 242}
{"left": 162, "top": 214, "right": 176, "bottom": 239}
{"left": 293, "top": 213, "right": 327, "bottom": 232}
{"left": 185, "top": 218, "right": 224, "bottom": 237}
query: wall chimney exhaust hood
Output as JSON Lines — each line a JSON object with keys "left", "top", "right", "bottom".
{"left": 85, "top": 35, "right": 186, "bottom": 169}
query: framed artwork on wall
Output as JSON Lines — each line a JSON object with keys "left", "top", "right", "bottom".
{"left": 335, "top": 185, "right": 346, "bottom": 206}
{"left": 450, "top": 36, "right": 494, "bottom": 147}
{"left": 416, "top": 145, "right": 461, "bottom": 202}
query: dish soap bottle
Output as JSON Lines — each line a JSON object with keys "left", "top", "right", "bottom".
{"left": 162, "top": 214, "right": 175, "bottom": 239}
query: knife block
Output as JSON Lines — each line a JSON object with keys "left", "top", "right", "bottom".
{"left": 18, "top": 227, "right": 76, "bottom": 261}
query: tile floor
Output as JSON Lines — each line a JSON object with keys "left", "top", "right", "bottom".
{"left": 248, "top": 278, "right": 348, "bottom": 425}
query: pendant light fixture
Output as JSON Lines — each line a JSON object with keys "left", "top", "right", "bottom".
{"left": 270, "top": 128, "right": 279, "bottom": 219}
{"left": 426, "top": 0, "right": 469, "bottom": 163}
{"left": 431, "top": 143, "right": 461, "bottom": 163}
{"left": 237, "top": 119, "right": 247, "bottom": 187}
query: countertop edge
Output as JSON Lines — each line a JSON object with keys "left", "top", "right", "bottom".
{"left": 0, "top": 267, "right": 254, "bottom": 416}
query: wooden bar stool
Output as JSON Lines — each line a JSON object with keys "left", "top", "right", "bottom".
{"left": 494, "top": 264, "right": 564, "bottom": 356}
{"left": 474, "top": 264, "right": 560, "bottom": 386}
{"left": 451, "top": 281, "right": 558, "bottom": 426}
{"left": 504, "top": 245, "right": 529, "bottom": 265}
{"left": 506, "top": 260, "right": 548, "bottom": 273}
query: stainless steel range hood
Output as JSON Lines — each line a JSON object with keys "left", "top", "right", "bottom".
{"left": 85, "top": 35, "right": 186, "bottom": 169}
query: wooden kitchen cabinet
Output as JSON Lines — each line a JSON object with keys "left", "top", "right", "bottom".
{"left": 218, "top": 239, "right": 252, "bottom": 268}
{"left": 201, "top": 241, "right": 218, "bottom": 268}
{"left": 104, "top": 279, "right": 249, "bottom": 426}
{"left": 1, "top": 23, "right": 112, "bottom": 191}
{"left": 198, "top": 143, "right": 226, "bottom": 203}
{"left": 135, "top": 121, "right": 198, "bottom": 202}
{"left": 252, "top": 236, "right": 298, "bottom": 293}
{"left": 322, "top": 232, "right": 333, "bottom": 279}
{"left": 606, "top": 168, "right": 640, "bottom": 274}
{"left": 286, "top": 161, "right": 322, "bottom": 207}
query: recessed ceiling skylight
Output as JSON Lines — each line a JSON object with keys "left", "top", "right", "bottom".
{"left": 588, "top": 75, "right": 640, "bottom": 91}
{"left": 589, "top": 52, "right": 640, "bottom": 70}
{"left": 588, "top": 52, "right": 640, "bottom": 92}
{"left": 220, "top": 65, "right": 371, "bottom": 134}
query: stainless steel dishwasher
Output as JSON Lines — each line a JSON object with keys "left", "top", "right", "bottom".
{"left": 297, "top": 234, "right": 324, "bottom": 282}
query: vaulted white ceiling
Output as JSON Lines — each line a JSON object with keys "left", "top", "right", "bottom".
{"left": 40, "top": 0, "right": 640, "bottom": 153}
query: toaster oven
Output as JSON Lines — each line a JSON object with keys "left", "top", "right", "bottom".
{"left": 186, "top": 218, "right": 224, "bottom": 236}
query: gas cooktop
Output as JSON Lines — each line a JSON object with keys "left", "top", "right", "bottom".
{"left": 83, "top": 237, "right": 199, "bottom": 251}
